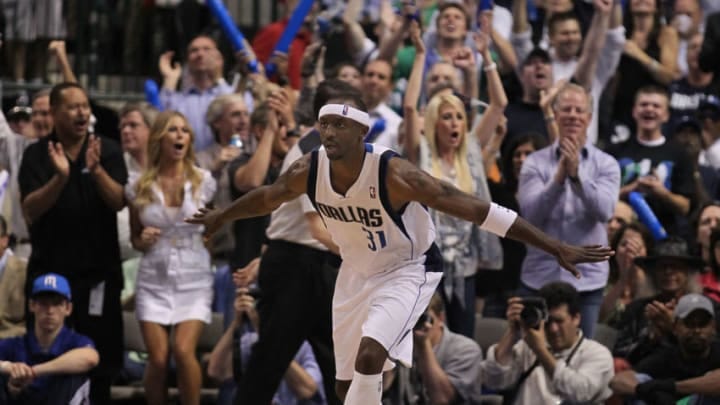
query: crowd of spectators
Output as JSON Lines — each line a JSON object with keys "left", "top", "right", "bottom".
{"left": 3, "top": 0, "right": 720, "bottom": 403}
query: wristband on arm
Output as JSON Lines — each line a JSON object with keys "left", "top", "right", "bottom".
{"left": 479, "top": 203, "right": 518, "bottom": 237}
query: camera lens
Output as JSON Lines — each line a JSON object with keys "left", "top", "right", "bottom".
{"left": 520, "top": 307, "right": 541, "bottom": 329}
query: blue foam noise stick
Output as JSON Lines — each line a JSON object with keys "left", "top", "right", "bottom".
{"left": 144, "top": 79, "right": 162, "bottom": 110}
{"left": 527, "top": 0, "right": 538, "bottom": 22}
{"left": 265, "top": 0, "right": 315, "bottom": 78}
{"left": 206, "top": 0, "right": 258, "bottom": 73}
{"left": 628, "top": 191, "right": 668, "bottom": 241}
{"left": 364, "top": 119, "right": 386, "bottom": 143}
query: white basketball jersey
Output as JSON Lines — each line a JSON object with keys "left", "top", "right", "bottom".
{"left": 308, "top": 144, "right": 438, "bottom": 275}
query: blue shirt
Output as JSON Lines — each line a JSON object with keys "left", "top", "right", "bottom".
{"left": 160, "top": 82, "right": 254, "bottom": 152}
{"left": 517, "top": 143, "right": 620, "bottom": 291}
{"left": 0, "top": 326, "right": 94, "bottom": 392}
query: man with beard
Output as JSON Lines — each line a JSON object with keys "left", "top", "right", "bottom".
{"left": 611, "top": 293, "right": 720, "bottom": 404}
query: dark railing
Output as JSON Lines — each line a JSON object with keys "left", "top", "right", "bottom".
{"left": 2, "top": 0, "right": 281, "bottom": 108}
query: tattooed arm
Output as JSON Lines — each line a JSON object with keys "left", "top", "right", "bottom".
{"left": 187, "top": 154, "right": 310, "bottom": 238}
{"left": 386, "top": 157, "right": 612, "bottom": 276}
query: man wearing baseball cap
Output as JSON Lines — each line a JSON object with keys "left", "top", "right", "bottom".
{"left": 612, "top": 237, "right": 719, "bottom": 365}
{"left": 611, "top": 293, "right": 720, "bottom": 403}
{"left": 0, "top": 273, "right": 99, "bottom": 404}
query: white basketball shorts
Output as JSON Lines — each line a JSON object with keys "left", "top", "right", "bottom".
{"left": 332, "top": 260, "right": 443, "bottom": 380}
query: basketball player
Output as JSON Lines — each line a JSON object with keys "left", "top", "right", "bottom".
{"left": 187, "top": 92, "right": 613, "bottom": 404}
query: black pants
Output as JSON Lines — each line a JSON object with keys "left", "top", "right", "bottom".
{"left": 0, "top": 374, "right": 90, "bottom": 404}
{"left": 235, "top": 240, "right": 340, "bottom": 405}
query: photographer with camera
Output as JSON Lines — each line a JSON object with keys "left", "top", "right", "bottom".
{"left": 207, "top": 286, "right": 326, "bottom": 405}
{"left": 483, "top": 282, "right": 614, "bottom": 404}
{"left": 383, "top": 293, "right": 483, "bottom": 404}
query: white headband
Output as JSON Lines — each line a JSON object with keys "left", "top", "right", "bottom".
{"left": 318, "top": 104, "right": 370, "bottom": 127}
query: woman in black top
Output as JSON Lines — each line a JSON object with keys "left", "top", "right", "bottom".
{"left": 479, "top": 132, "right": 548, "bottom": 318}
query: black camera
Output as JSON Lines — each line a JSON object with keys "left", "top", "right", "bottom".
{"left": 520, "top": 297, "right": 548, "bottom": 330}
{"left": 414, "top": 313, "right": 433, "bottom": 331}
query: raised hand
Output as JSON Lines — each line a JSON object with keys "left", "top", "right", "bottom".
{"left": 539, "top": 78, "right": 568, "bottom": 111}
{"left": 48, "top": 141, "right": 70, "bottom": 178}
{"left": 48, "top": 40, "right": 67, "bottom": 57}
{"left": 158, "top": 51, "right": 182, "bottom": 80}
{"left": 85, "top": 134, "right": 102, "bottom": 173}
{"left": 554, "top": 244, "right": 614, "bottom": 278}
{"left": 452, "top": 47, "right": 476, "bottom": 72}
{"left": 593, "top": 0, "right": 613, "bottom": 14}
{"left": 409, "top": 21, "right": 425, "bottom": 55}
{"left": 474, "top": 11, "right": 493, "bottom": 56}
{"left": 300, "top": 41, "right": 325, "bottom": 79}
{"left": 265, "top": 95, "right": 286, "bottom": 131}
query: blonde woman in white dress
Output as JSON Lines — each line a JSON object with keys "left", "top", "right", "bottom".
{"left": 125, "top": 110, "right": 216, "bottom": 405}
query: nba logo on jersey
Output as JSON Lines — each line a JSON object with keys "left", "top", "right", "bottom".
{"left": 369, "top": 186, "right": 376, "bottom": 199}
{"left": 342, "top": 105, "right": 349, "bottom": 115}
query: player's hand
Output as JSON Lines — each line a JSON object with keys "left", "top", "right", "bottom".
{"left": 48, "top": 141, "right": 70, "bottom": 179}
{"left": 554, "top": 243, "right": 614, "bottom": 278}
{"left": 186, "top": 207, "right": 225, "bottom": 240}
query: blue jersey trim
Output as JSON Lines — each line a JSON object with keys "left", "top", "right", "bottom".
{"left": 423, "top": 243, "right": 444, "bottom": 273}
{"left": 378, "top": 150, "right": 410, "bottom": 241}
{"left": 365, "top": 143, "right": 373, "bottom": 153}
{"left": 307, "top": 150, "right": 319, "bottom": 210}
{"left": 298, "top": 129, "right": 321, "bottom": 153}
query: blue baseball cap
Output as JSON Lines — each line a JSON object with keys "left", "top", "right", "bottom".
{"left": 31, "top": 273, "right": 72, "bottom": 300}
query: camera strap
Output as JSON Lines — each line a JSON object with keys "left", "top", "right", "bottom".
{"left": 501, "top": 335, "right": 585, "bottom": 405}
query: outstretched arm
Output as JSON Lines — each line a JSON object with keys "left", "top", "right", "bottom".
{"left": 187, "top": 154, "right": 310, "bottom": 237}
{"left": 387, "top": 157, "right": 612, "bottom": 277}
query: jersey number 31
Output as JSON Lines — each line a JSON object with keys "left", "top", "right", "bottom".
{"left": 363, "top": 227, "right": 387, "bottom": 251}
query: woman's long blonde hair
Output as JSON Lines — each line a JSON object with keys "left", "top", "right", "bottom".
{"left": 423, "top": 93, "right": 474, "bottom": 194}
{"left": 133, "top": 111, "right": 203, "bottom": 207}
